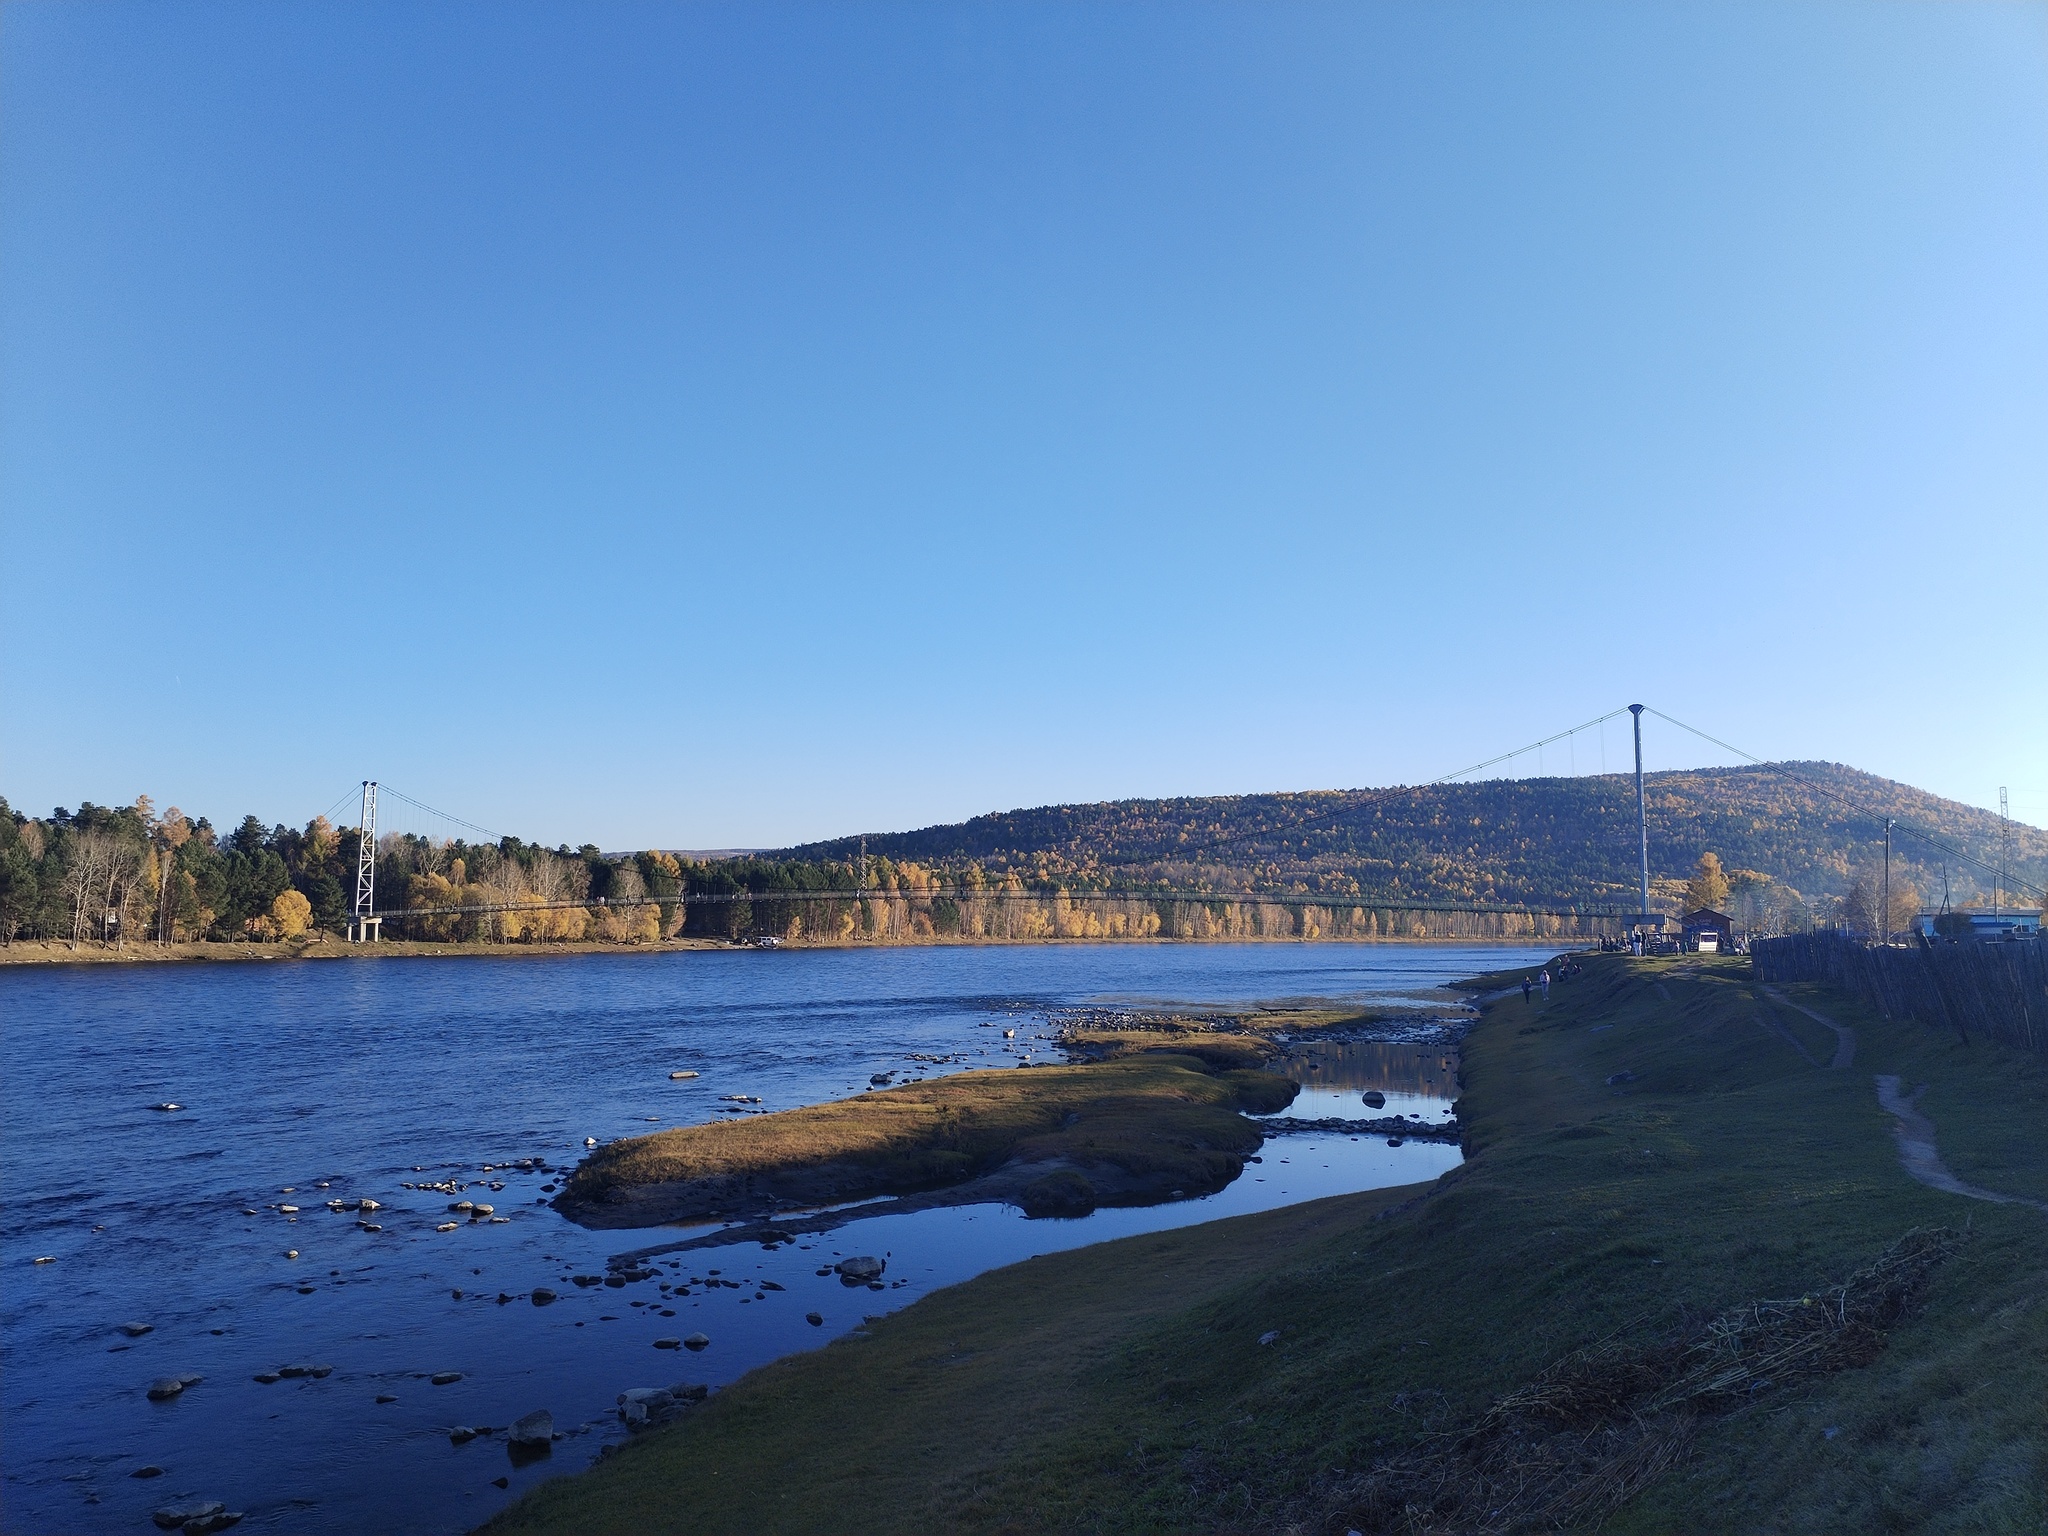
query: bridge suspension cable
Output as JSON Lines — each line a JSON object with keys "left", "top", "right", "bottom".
{"left": 1643, "top": 708, "right": 2042, "bottom": 903}
{"left": 1431, "top": 707, "right": 1634, "bottom": 784}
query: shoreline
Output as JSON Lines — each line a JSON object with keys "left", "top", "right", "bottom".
{"left": 0, "top": 933, "right": 1563, "bottom": 969}
{"left": 553, "top": 1003, "right": 1474, "bottom": 1245}
{"left": 484, "top": 953, "right": 2048, "bottom": 1536}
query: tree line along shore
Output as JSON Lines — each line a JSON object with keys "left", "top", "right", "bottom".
{"left": 0, "top": 795, "right": 1639, "bottom": 956}
{"left": 14, "top": 773, "right": 2032, "bottom": 957}
{"left": 485, "top": 953, "right": 2048, "bottom": 1536}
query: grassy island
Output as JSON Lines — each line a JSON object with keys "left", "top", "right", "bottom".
{"left": 494, "top": 954, "right": 2047, "bottom": 1535}
{"left": 557, "top": 1036, "right": 1298, "bottom": 1229}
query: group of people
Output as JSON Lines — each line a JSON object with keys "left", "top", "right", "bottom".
{"left": 1519, "top": 956, "right": 1585, "bottom": 1004}
{"left": 1596, "top": 933, "right": 1664, "bottom": 955}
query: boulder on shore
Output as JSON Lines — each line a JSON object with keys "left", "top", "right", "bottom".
{"left": 507, "top": 1409, "right": 553, "bottom": 1446}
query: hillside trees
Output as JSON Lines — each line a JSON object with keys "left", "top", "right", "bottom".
{"left": 1685, "top": 852, "right": 1731, "bottom": 914}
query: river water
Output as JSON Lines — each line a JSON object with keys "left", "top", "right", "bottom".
{"left": 0, "top": 941, "right": 1540, "bottom": 1535}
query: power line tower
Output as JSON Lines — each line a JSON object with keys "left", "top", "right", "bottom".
{"left": 349, "top": 781, "right": 381, "bottom": 943}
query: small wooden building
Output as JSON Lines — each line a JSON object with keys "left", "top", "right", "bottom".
{"left": 1683, "top": 908, "right": 1733, "bottom": 951}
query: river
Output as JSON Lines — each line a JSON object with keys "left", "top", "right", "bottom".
{"left": 0, "top": 941, "right": 1544, "bottom": 1535}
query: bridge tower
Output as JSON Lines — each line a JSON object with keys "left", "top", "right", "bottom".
{"left": 1628, "top": 705, "right": 1661, "bottom": 942}
{"left": 349, "top": 781, "right": 381, "bottom": 942}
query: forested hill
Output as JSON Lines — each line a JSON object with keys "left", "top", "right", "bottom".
{"left": 783, "top": 763, "right": 2047, "bottom": 915}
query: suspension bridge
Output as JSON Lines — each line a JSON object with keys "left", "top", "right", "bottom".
{"left": 311, "top": 704, "right": 2038, "bottom": 944}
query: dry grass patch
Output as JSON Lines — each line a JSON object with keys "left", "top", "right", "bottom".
{"left": 558, "top": 1052, "right": 1297, "bottom": 1226}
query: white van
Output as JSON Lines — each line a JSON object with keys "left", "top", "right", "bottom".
{"left": 1694, "top": 932, "right": 1720, "bottom": 953}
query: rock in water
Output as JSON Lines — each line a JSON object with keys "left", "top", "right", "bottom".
{"left": 507, "top": 1409, "right": 553, "bottom": 1446}
{"left": 448, "top": 1426, "right": 477, "bottom": 1445}
{"left": 653, "top": 1337, "right": 681, "bottom": 1349}
{"left": 146, "top": 1377, "right": 188, "bottom": 1400}
{"left": 431, "top": 1371, "right": 463, "bottom": 1385}
{"left": 131, "top": 1465, "right": 165, "bottom": 1478}
{"left": 669, "top": 1070, "right": 699, "bottom": 1079}
{"left": 1017, "top": 1171, "right": 1096, "bottom": 1219}
{"left": 683, "top": 1333, "right": 710, "bottom": 1351}
{"left": 806, "top": 1312, "right": 823, "bottom": 1326}
{"left": 150, "top": 1500, "right": 223, "bottom": 1530}
{"left": 119, "top": 1321, "right": 154, "bottom": 1337}
{"left": 530, "top": 1287, "right": 557, "bottom": 1305}
{"left": 833, "top": 1256, "right": 885, "bottom": 1283}
{"left": 1362, "top": 1091, "right": 1386, "bottom": 1109}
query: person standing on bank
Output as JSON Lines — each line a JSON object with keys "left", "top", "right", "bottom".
{"left": 1539, "top": 969, "right": 1551, "bottom": 999}
{"left": 1522, "top": 976, "right": 1533, "bottom": 1003}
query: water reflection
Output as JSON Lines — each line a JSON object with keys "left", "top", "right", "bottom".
{"left": 1267, "top": 1039, "right": 1460, "bottom": 1123}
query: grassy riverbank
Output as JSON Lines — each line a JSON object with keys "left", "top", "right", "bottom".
{"left": 559, "top": 1040, "right": 1297, "bottom": 1227}
{"left": 488, "top": 954, "right": 2047, "bottom": 1535}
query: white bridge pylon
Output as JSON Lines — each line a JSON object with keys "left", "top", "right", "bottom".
{"left": 348, "top": 781, "right": 381, "bottom": 943}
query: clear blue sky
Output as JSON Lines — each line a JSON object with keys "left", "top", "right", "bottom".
{"left": 4, "top": 1, "right": 2044, "bottom": 849}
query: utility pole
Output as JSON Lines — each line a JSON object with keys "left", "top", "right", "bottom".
{"left": 349, "top": 781, "right": 380, "bottom": 943}
{"left": 1630, "top": 704, "right": 1651, "bottom": 941}
{"left": 1883, "top": 819, "right": 1893, "bottom": 945}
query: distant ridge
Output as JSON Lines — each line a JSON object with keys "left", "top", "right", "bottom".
{"left": 779, "top": 763, "right": 2046, "bottom": 912}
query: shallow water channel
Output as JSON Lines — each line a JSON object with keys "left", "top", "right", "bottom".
{"left": 1, "top": 942, "right": 1539, "bottom": 1534}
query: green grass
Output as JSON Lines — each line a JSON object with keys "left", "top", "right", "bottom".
{"left": 490, "top": 955, "right": 2048, "bottom": 1535}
